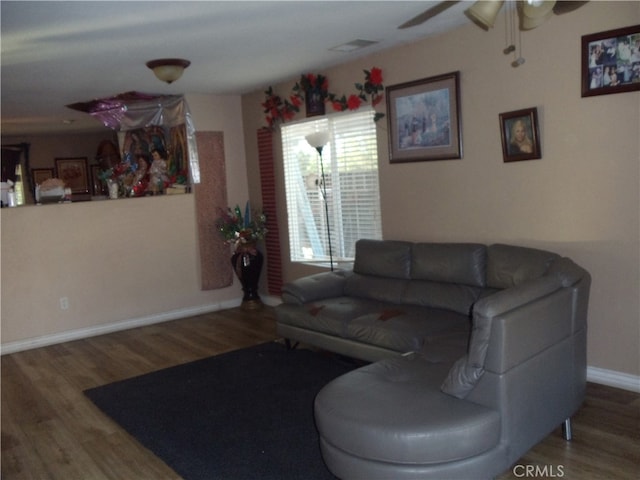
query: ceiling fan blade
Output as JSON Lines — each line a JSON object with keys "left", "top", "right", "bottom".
{"left": 398, "top": 1, "right": 461, "bottom": 29}
{"left": 553, "top": 1, "right": 589, "bottom": 15}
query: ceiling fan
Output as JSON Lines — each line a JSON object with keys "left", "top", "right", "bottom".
{"left": 399, "top": 1, "right": 588, "bottom": 31}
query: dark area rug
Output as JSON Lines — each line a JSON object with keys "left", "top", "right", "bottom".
{"left": 84, "top": 342, "right": 358, "bottom": 480}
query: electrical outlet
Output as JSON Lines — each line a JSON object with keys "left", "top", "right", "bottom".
{"left": 59, "top": 297, "right": 69, "bottom": 310}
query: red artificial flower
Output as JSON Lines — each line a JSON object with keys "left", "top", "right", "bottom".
{"left": 306, "top": 73, "right": 317, "bottom": 87}
{"left": 347, "top": 94, "right": 362, "bottom": 110}
{"left": 321, "top": 77, "right": 329, "bottom": 91}
{"left": 332, "top": 101, "right": 345, "bottom": 111}
{"left": 290, "top": 95, "right": 302, "bottom": 107}
{"left": 369, "top": 67, "right": 383, "bottom": 86}
{"left": 372, "top": 94, "right": 384, "bottom": 107}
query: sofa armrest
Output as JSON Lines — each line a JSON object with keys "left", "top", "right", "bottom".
{"left": 442, "top": 274, "right": 567, "bottom": 399}
{"left": 281, "top": 270, "right": 351, "bottom": 305}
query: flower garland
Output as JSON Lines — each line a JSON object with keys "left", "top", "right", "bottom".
{"left": 328, "top": 68, "right": 385, "bottom": 122}
{"left": 261, "top": 86, "right": 303, "bottom": 129}
{"left": 262, "top": 67, "right": 385, "bottom": 128}
{"left": 293, "top": 73, "right": 329, "bottom": 99}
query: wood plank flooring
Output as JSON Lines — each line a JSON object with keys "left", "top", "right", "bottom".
{"left": 2, "top": 306, "right": 639, "bottom": 479}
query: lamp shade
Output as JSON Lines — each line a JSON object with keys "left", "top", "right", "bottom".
{"left": 305, "top": 131, "right": 330, "bottom": 149}
{"left": 464, "top": 0, "right": 505, "bottom": 30}
{"left": 146, "top": 58, "right": 191, "bottom": 84}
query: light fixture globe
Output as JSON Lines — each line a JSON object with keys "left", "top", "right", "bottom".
{"left": 146, "top": 58, "right": 191, "bottom": 84}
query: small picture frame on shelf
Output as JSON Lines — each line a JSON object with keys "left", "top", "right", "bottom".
{"left": 499, "top": 107, "right": 541, "bottom": 163}
{"left": 31, "top": 168, "right": 54, "bottom": 186}
{"left": 55, "top": 157, "right": 89, "bottom": 194}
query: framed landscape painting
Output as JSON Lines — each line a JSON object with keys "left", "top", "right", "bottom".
{"left": 386, "top": 71, "right": 462, "bottom": 163}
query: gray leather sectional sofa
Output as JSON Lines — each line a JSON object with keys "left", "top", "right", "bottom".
{"left": 275, "top": 239, "right": 591, "bottom": 479}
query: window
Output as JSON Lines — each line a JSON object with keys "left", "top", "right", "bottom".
{"left": 281, "top": 108, "right": 382, "bottom": 265}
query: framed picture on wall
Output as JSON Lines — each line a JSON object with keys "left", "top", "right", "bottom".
{"left": 55, "top": 157, "right": 89, "bottom": 194}
{"left": 581, "top": 24, "right": 640, "bottom": 97}
{"left": 386, "top": 71, "right": 462, "bottom": 163}
{"left": 31, "top": 168, "right": 54, "bottom": 186}
{"left": 499, "top": 107, "right": 541, "bottom": 162}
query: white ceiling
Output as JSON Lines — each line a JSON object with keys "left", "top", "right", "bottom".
{"left": 1, "top": 1, "right": 472, "bottom": 136}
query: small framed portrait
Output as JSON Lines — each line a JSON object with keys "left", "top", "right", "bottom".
{"left": 582, "top": 24, "right": 640, "bottom": 97}
{"left": 55, "top": 157, "right": 89, "bottom": 194}
{"left": 31, "top": 168, "right": 54, "bottom": 186}
{"left": 386, "top": 71, "right": 462, "bottom": 162}
{"left": 499, "top": 107, "right": 541, "bottom": 162}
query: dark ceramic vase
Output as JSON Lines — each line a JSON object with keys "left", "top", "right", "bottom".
{"left": 231, "top": 244, "right": 263, "bottom": 309}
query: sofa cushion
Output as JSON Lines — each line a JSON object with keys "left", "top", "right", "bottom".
{"left": 276, "top": 297, "right": 380, "bottom": 338}
{"left": 487, "top": 244, "right": 560, "bottom": 289}
{"left": 403, "top": 280, "right": 485, "bottom": 315}
{"left": 353, "top": 239, "right": 412, "bottom": 279}
{"left": 315, "top": 354, "right": 501, "bottom": 465}
{"left": 411, "top": 243, "right": 487, "bottom": 287}
{"left": 346, "top": 305, "right": 471, "bottom": 353}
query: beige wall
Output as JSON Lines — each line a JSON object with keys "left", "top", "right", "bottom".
{"left": 1, "top": 94, "right": 247, "bottom": 348}
{"left": 242, "top": 2, "right": 640, "bottom": 378}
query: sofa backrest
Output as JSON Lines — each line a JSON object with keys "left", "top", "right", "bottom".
{"left": 347, "top": 240, "right": 567, "bottom": 316}
{"left": 411, "top": 243, "right": 487, "bottom": 287}
{"left": 486, "top": 244, "right": 560, "bottom": 289}
{"left": 347, "top": 240, "right": 490, "bottom": 315}
{"left": 352, "top": 239, "right": 412, "bottom": 279}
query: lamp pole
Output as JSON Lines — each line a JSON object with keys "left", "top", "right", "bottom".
{"left": 305, "top": 132, "right": 334, "bottom": 271}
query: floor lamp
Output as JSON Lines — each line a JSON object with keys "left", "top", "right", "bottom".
{"left": 305, "top": 131, "right": 334, "bottom": 271}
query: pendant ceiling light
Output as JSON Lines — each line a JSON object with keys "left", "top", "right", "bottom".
{"left": 146, "top": 58, "right": 191, "bottom": 84}
{"left": 520, "top": 1, "right": 556, "bottom": 30}
{"left": 464, "top": 0, "right": 505, "bottom": 30}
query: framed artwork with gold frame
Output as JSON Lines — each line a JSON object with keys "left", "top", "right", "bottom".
{"left": 31, "top": 168, "right": 54, "bottom": 186}
{"left": 55, "top": 157, "right": 89, "bottom": 194}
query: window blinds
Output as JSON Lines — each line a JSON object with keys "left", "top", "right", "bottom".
{"left": 281, "top": 108, "right": 382, "bottom": 263}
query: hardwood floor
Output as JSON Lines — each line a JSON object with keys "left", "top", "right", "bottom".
{"left": 2, "top": 306, "right": 639, "bottom": 479}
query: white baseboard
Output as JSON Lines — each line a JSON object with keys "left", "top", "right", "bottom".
{"left": 587, "top": 366, "right": 640, "bottom": 393}
{"left": 3, "top": 298, "right": 638, "bottom": 393}
{"left": 0, "top": 300, "right": 242, "bottom": 356}
{"left": 1, "top": 295, "right": 283, "bottom": 356}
